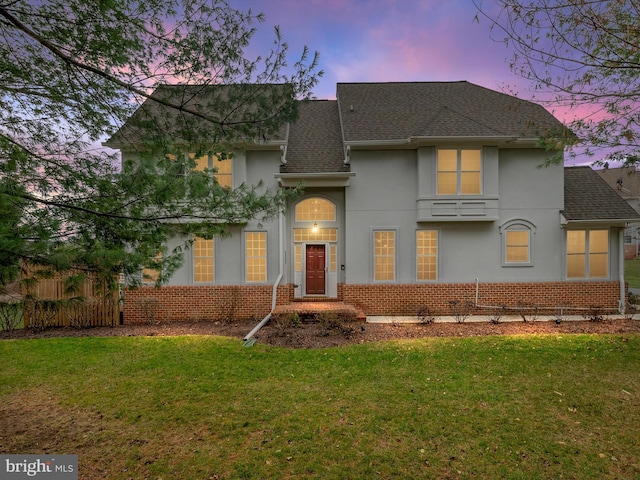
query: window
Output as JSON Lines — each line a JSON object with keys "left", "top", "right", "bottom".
{"left": 167, "top": 153, "right": 233, "bottom": 187}
{"left": 245, "top": 232, "right": 267, "bottom": 283}
{"left": 567, "top": 229, "right": 609, "bottom": 279}
{"left": 293, "top": 228, "right": 338, "bottom": 242}
{"left": 506, "top": 230, "right": 530, "bottom": 263}
{"left": 142, "top": 249, "right": 162, "bottom": 284}
{"left": 437, "top": 149, "right": 482, "bottom": 195}
{"left": 192, "top": 154, "right": 233, "bottom": 188}
{"left": 295, "top": 197, "right": 336, "bottom": 222}
{"left": 374, "top": 230, "right": 395, "bottom": 281}
{"left": 416, "top": 230, "right": 437, "bottom": 281}
{"left": 500, "top": 219, "right": 535, "bottom": 266}
{"left": 193, "top": 237, "right": 214, "bottom": 283}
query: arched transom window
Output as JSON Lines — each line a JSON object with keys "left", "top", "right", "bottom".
{"left": 295, "top": 197, "right": 336, "bottom": 222}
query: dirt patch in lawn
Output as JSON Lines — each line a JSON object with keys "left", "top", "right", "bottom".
{"left": 2, "top": 316, "right": 640, "bottom": 349}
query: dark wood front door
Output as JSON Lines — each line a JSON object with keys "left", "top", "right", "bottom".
{"left": 305, "top": 245, "right": 326, "bottom": 295}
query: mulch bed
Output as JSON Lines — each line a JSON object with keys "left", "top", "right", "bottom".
{"left": 2, "top": 317, "right": 640, "bottom": 349}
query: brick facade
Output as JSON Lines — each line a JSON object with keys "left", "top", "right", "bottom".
{"left": 122, "top": 281, "right": 625, "bottom": 323}
{"left": 340, "top": 281, "right": 624, "bottom": 316}
{"left": 122, "top": 285, "right": 292, "bottom": 324}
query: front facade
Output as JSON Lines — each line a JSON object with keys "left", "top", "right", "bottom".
{"left": 110, "top": 82, "right": 640, "bottom": 323}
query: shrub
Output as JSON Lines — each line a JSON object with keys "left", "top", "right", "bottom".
{"left": 448, "top": 300, "right": 474, "bottom": 323}
{"left": 138, "top": 298, "right": 167, "bottom": 325}
{"left": 516, "top": 300, "right": 540, "bottom": 322}
{"left": 0, "top": 302, "right": 22, "bottom": 332}
{"left": 417, "top": 306, "right": 435, "bottom": 325}
{"left": 315, "top": 312, "right": 356, "bottom": 338}
{"left": 488, "top": 305, "right": 507, "bottom": 324}
{"left": 23, "top": 299, "right": 60, "bottom": 331}
{"left": 582, "top": 305, "right": 605, "bottom": 323}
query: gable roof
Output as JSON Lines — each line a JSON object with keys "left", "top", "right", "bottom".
{"left": 563, "top": 166, "right": 640, "bottom": 222}
{"left": 281, "top": 100, "right": 348, "bottom": 173}
{"left": 337, "top": 81, "right": 566, "bottom": 143}
{"left": 105, "top": 84, "right": 291, "bottom": 149}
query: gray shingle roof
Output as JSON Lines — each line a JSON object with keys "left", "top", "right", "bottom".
{"left": 337, "top": 81, "right": 566, "bottom": 142}
{"left": 105, "top": 84, "right": 291, "bottom": 148}
{"left": 281, "top": 100, "right": 348, "bottom": 173}
{"left": 563, "top": 166, "right": 640, "bottom": 221}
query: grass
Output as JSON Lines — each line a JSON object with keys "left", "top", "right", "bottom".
{"left": 1, "top": 334, "right": 639, "bottom": 479}
{"left": 625, "top": 258, "right": 640, "bottom": 289}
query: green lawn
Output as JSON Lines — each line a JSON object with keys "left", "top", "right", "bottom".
{"left": 1, "top": 334, "right": 639, "bottom": 479}
{"left": 626, "top": 258, "right": 640, "bottom": 289}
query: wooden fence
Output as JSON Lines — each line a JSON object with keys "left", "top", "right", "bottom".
{"left": 22, "top": 268, "right": 119, "bottom": 329}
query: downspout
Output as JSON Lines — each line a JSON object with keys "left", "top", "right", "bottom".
{"left": 619, "top": 227, "right": 626, "bottom": 314}
{"left": 243, "top": 211, "right": 285, "bottom": 343}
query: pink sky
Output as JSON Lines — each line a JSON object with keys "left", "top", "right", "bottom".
{"left": 233, "top": 0, "right": 603, "bottom": 165}
{"left": 235, "top": 0, "right": 514, "bottom": 99}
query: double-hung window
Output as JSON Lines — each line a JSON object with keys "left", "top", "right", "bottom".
{"left": 416, "top": 230, "right": 438, "bottom": 280}
{"left": 373, "top": 230, "right": 396, "bottom": 281}
{"left": 193, "top": 236, "right": 214, "bottom": 283}
{"left": 437, "top": 149, "right": 482, "bottom": 195}
{"left": 567, "top": 229, "right": 609, "bottom": 278}
{"left": 192, "top": 154, "right": 233, "bottom": 188}
{"left": 245, "top": 232, "right": 267, "bottom": 283}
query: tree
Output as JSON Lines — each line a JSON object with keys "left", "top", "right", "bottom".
{"left": 0, "top": 0, "right": 321, "bottom": 292}
{"left": 474, "top": 0, "right": 640, "bottom": 165}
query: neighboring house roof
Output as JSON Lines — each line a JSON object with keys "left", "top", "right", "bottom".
{"left": 563, "top": 166, "right": 640, "bottom": 222}
{"left": 336, "top": 81, "right": 566, "bottom": 143}
{"left": 281, "top": 100, "right": 348, "bottom": 174}
{"left": 596, "top": 166, "right": 640, "bottom": 214}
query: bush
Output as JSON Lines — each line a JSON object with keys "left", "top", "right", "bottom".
{"left": 23, "top": 299, "right": 60, "bottom": 331}
{"left": 488, "top": 305, "right": 507, "bottom": 324}
{"left": 417, "top": 305, "right": 435, "bottom": 324}
{"left": 315, "top": 312, "right": 356, "bottom": 338}
{"left": 0, "top": 302, "right": 22, "bottom": 332}
{"left": 448, "top": 300, "right": 474, "bottom": 323}
{"left": 516, "top": 300, "right": 540, "bottom": 322}
{"left": 582, "top": 305, "right": 605, "bottom": 323}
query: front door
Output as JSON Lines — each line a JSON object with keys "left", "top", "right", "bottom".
{"left": 305, "top": 245, "right": 326, "bottom": 295}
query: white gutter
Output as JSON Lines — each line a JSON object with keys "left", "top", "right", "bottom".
{"left": 343, "top": 135, "right": 523, "bottom": 149}
{"left": 243, "top": 211, "right": 285, "bottom": 342}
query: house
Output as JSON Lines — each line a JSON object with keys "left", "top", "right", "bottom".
{"left": 105, "top": 81, "right": 640, "bottom": 324}
{"left": 596, "top": 167, "right": 640, "bottom": 259}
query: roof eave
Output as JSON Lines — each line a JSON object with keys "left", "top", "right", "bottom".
{"left": 344, "top": 135, "right": 539, "bottom": 149}
{"left": 560, "top": 217, "right": 639, "bottom": 226}
{"left": 275, "top": 172, "right": 356, "bottom": 188}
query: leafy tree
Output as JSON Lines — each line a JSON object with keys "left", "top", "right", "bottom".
{"left": 0, "top": 0, "right": 321, "bottom": 292}
{"left": 474, "top": 0, "right": 639, "bottom": 165}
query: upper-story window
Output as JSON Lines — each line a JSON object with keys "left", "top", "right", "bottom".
{"left": 192, "top": 154, "right": 233, "bottom": 188}
{"left": 437, "top": 149, "right": 482, "bottom": 195}
{"left": 295, "top": 197, "right": 336, "bottom": 222}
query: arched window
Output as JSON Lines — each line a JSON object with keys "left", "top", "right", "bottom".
{"left": 295, "top": 197, "right": 336, "bottom": 222}
{"left": 499, "top": 219, "right": 536, "bottom": 266}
